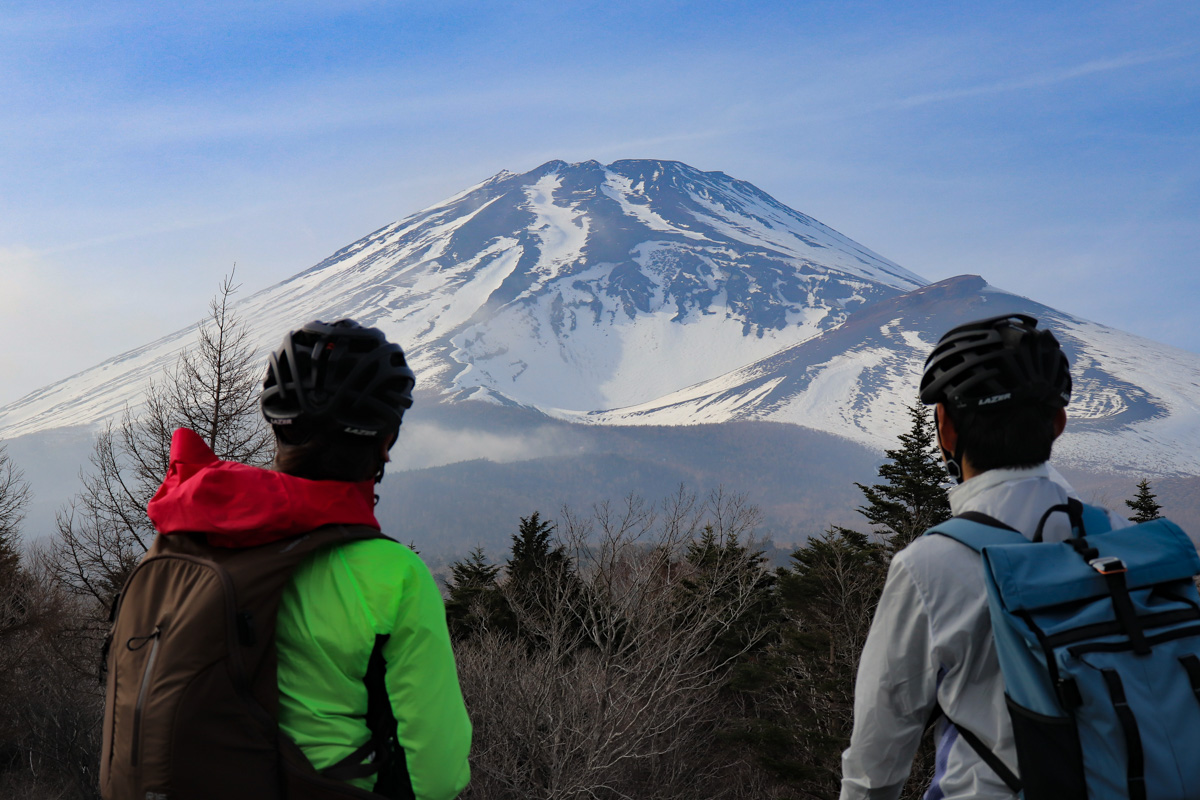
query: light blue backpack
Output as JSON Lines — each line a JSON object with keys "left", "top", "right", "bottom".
{"left": 928, "top": 499, "right": 1200, "bottom": 800}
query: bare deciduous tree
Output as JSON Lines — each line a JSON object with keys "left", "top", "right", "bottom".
{"left": 11, "top": 269, "right": 271, "bottom": 800}
{"left": 48, "top": 269, "right": 271, "bottom": 608}
{"left": 47, "top": 424, "right": 156, "bottom": 608}
{"left": 0, "top": 455, "right": 102, "bottom": 800}
{"left": 163, "top": 269, "right": 272, "bottom": 462}
{"left": 0, "top": 551, "right": 104, "bottom": 800}
{"left": 0, "top": 443, "right": 31, "bottom": 579}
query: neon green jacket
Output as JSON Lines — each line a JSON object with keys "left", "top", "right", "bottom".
{"left": 276, "top": 538, "right": 472, "bottom": 799}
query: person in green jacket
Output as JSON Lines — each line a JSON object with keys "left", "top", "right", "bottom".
{"left": 261, "top": 319, "right": 472, "bottom": 800}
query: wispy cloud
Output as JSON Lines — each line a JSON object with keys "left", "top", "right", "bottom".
{"left": 11, "top": 171, "right": 468, "bottom": 261}
{"left": 395, "top": 420, "right": 590, "bottom": 471}
{"left": 0, "top": 0, "right": 1197, "bottom": 408}
{"left": 888, "top": 47, "right": 1191, "bottom": 111}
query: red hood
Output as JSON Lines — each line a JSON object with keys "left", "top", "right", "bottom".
{"left": 147, "top": 428, "right": 379, "bottom": 547}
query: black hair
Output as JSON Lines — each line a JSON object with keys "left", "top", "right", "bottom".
{"left": 944, "top": 402, "right": 1060, "bottom": 473}
{"left": 271, "top": 425, "right": 391, "bottom": 483}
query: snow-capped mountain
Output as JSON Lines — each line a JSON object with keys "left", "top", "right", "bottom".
{"left": 579, "top": 274, "right": 1200, "bottom": 474}
{"left": 2, "top": 159, "right": 1198, "bottom": 476}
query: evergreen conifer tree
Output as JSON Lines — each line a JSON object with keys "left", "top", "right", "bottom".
{"left": 506, "top": 511, "right": 559, "bottom": 583}
{"left": 444, "top": 546, "right": 504, "bottom": 640}
{"left": 1125, "top": 478, "right": 1164, "bottom": 523}
{"left": 684, "top": 524, "right": 727, "bottom": 574}
{"left": 855, "top": 402, "right": 952, "bottom": 551}
{"left": 681, "top": 524, "right": 776, "bottom": 662}
{"left": 503, "top": 511, "right": 579, "bottom": 643}
{"left": 779, "top": 526, "right": 886, "bottom": 668}
{"left": 758, "top": 403, "right": 947, "bottom": 795}
{"left": 0, "top": 528, "right": 17, "bottom": 583}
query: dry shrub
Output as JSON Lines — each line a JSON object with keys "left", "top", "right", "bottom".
{"left": 457, "top": 489, "right": 773, "bottom": 800}
{"left": 0, "top": 550, "right": 104, "bottom": 800}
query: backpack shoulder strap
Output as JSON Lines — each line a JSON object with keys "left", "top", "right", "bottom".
{"left": 925, "top": 512, "right": 1028, "bottom": 553}
{"left": 934, "top": 708, "right": 1023, "bottom": 794}
{"left": 923, "top": 515, "right": 1026, "bottom": 795}
{"left": 1032, "top": 498, "right": 1115, "bottom": 542}
{"left": 273, "top": 523, "right": 389, "bottom": 559}
{"left": 322, "top": 633, "right": 416, "bottom": 800}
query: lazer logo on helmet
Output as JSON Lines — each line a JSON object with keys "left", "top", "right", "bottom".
{"left": 343, "top": 426, "right": 376, "bottom": 436}
{"left": 977, "top": 392, "right": 1011, "bottom": 406}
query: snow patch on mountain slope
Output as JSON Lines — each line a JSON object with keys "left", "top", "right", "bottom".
{"left": 689, "top": 192, "right": 823, "bottom": 258}
{"left": 0, "top": 334, "right": 192, "bottom": 436}
{"left": 766, "top": 349, "right": 893, "bottom": 437}
{"left": 429, "top": 169, "right": 516, "bottom": 212}
{"left": 525, "top": 172, "right": 589, "bottom": 279}
{"left": 898, "top": 328, "right": 935, "bottom": 353}
{"left": 564, "top": 366, "right": 787, "bottom": 426}
{"left": 589, "top": 309, "right": 813, "bottom": 410}
{"left": 448, "top": 258, "right": 829, "bottom": 412}
{"left": 601, "top": 172, "right": 707, "bottom": 239}
{"left": 682, "top": 182, "right": 923, "bottom": 290}
{"left": 411, "top": 242, "right": 520, "bottom": 332}
{"left": 1051, "top": 317, "right": 1200, "bottom": 473}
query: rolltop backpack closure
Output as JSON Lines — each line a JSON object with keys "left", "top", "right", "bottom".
{"left": 928, "top": 502, "right": 1200, "bottom": 800}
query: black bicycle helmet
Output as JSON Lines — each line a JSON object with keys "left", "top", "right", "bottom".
{"left": 919, "top": 313, "right": 1071, "bottom": 410}
{"left": 261, "top": 319, "right": 415, "bottom": 441}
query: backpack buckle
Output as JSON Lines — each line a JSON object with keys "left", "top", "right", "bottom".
{"left": 1089, "top": 556, "right": 1126, "bottom": 575}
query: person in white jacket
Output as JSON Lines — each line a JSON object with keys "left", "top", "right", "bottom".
{"left": 839, "top": 313, "right": 1123, "bottom": 800}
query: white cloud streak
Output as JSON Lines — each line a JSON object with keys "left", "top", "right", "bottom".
{"left": 887, "top": 47, "right": 1192, "bottom": 111}
{"left": 394, "top": 421, "right": 589, "bottom": 471}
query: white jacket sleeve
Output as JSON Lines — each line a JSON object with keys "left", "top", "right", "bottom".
{"left": 840, "top": 556, "right": 939, "bottom": 800}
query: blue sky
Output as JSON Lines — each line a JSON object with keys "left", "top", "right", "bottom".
{"left": 1, "top": 0, "right": 1197, "bottom": 405}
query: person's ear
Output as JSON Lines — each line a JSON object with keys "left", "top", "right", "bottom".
{"left": 1053, "top": 407, "right": 1067, "bottom": 439}
{"left": 936, "top": 403, "right": 957, "bottom": 452}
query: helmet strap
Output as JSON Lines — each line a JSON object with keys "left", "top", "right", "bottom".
{"left": 374, "top": 429, "right": 396, "bottom": 493}
{"left": 373, "top": 455, "right": 383, "bottom": 506}
{"left": 942, "top": 445, "right": 964, "bottom": 484}
{"left": 934, "top": 404, "right": 965, "bottom": 484}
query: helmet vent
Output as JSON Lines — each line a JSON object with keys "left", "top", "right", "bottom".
{"left": 260, "top": 319, "right": 416, "bottom": 436}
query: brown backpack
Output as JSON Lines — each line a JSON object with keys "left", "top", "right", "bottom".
{"left": 100, "top": 524, "right": 399, "bottom": 800}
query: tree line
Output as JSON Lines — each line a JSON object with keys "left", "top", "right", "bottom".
{"left": 0, "top": 273, "right": 1175, "bottom": 799}
{"left": 435, "top": 403, "right": 950, "bottom": 799}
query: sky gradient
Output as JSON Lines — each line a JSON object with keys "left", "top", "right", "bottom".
{"left": 1, "top": 0, "right": 1197, "bottom": 405}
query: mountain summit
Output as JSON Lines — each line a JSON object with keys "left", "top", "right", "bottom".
{"left": 272, "top": 158, "right": 925, "bottom": 412}
{"left": 3, "top": 159, "right": 1199, "bottom": 474}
